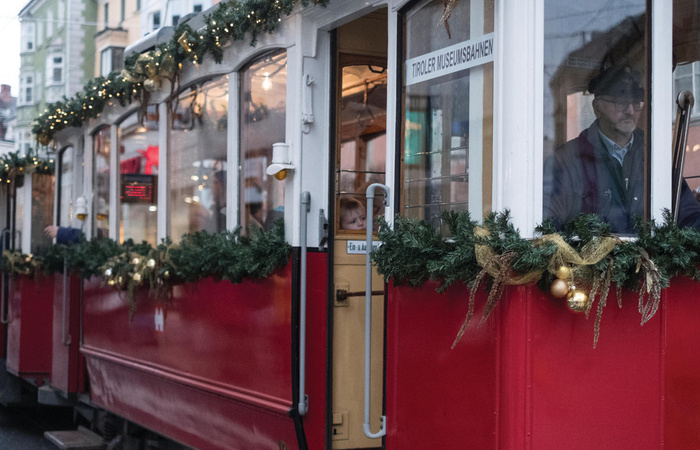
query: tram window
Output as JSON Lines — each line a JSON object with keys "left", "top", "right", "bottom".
{"left": 118, "top": 107, "right": 158, "bottom": 245}
{"left": 13, "top": 176, "right": 25, "bottom": 252}
{"left": 240, "top": 50, "right": 286, "bottom": 234}
{"left": 675, "top": 61, "right": 700, "bottom": 194}
{"left": 93, "top": 126, "right": 111, "bottom": 239}
{"left": 401, "top": 0, "right": 494, "bottom": 233}
{"left": 337, "top": 63, "right": 387, "bottom": 232}
{"left": 57, "top": 146, "right": 74, "bottom": 227}
{"left": 169, "top": 76, "right": 228, "bottom": 240}
{"left": 30, "top": 173, "right": 54, "bottom": 254}
{"left": 542, "top": 0, "right": 648, "bottom": 234}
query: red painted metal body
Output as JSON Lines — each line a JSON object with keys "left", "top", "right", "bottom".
{"left": 385, "top": 278, "right": 700, "bottom": 449}
{"left": 50, "top": 274, "right": 85, "bottom": 394}
{"left": 81, "top": 253, "right": 328, "bottom": 449}
{"left": 6, "top": 275, "right": 54, "bottom": 380}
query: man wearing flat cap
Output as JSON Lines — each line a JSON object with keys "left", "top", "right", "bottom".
{"left": 544, "top": 65, "right": 700, "bottom": 233}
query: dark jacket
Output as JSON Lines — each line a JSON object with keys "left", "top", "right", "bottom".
{"left": 544, "top": 121, "right": 700, "bottom": 233}
{"left": 56, "top": 227, "right": 83, "bottom": 245}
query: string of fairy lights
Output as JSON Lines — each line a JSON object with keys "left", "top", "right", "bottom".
{"left": 31, "top": 0, "right": 328, "bottom": 147}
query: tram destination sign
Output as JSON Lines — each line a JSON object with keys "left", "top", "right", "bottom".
{"left": 405, "top": 33, "right": 494, "bottom": 86}
{"left": 121, "top": 174, "right": 156, "bottom": 203}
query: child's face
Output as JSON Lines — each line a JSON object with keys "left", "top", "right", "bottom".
{"left": 341, "top": 208, "right": 366, "bottom": 230}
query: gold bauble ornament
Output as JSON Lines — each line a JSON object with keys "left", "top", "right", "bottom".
{"left": 147, "top": 259, "right": 156, "bottom": 268}
{"left": 163, "top": 270, "right": 170, "bottom": 279}
{"left": 566, "top": 290, "right": 589, "bottom": 313}
{"left": 550, "top": 279, "right": 569, "bottom": 298}
{"left": 555, "top": 265, "right": 571, "bottom": 280}
{"left": 133, "top": 273, "right": 142, "bottom": 282}
{"left": 107, "top": 279, "right": 116, "bottom": 286}
{"left": 132, "top": 257, "right": 141, "bottom": 265}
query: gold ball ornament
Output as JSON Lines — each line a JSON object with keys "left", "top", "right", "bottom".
{"left": 550, "top": 278, "right": 569, "bottom": 298}
{"left": 555, "top": 265, "right": 571, "bottom": 280}
{"left": 132, "top": 257, "right": 141, "bottom": 265}
{"left": 133, "top": 273, "right": 142, "bottom": 282}
{"left": 107, "top": 279, "right": 116, "bottom": 286}
{"left": 566, "top": 290, "right": 589, "bottom": 314}
{"left": 147, "top": 259, "right": 156, "bottom": 268}
{"left": 163, "top": 270, "right": 170, "bottom": 279}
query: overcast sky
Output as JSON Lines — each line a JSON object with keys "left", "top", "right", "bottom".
{"left": 0, "top": 6, "right": 22, "bottom": 97}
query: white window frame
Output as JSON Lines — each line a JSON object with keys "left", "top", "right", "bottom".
{"left": 490, "top": 0, "right": 673, "bottom": 236}
{"left": 21, "top": 22, "right": 35, "bottom": 53}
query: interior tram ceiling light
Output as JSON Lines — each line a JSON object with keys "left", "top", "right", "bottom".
{"left": 262, "top": 72, "right": 272, "bottom": 91}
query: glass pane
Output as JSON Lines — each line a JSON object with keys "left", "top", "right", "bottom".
{"left": 31, "top": 173, "right": 54, "bottom": 254}
{"left": 542, "top": 0, "right": 647, "bottom": 234}
{"left": 13, "top": 176, "right": 25, "bottom": 252}
{"left": 118, "top": 108, "right": 158, "bottom": 245}
{"left": 58, "top": 146, "right": 74, "bottom": 227}
{"left": 93, "top": 126, "right": 110, "bottom": 239}
{"left": 337, "top": 62, "right": 387, "bottom": 231}
{"left": 402, "top": 0, "right": 494, "bottom": 233}
{"left": 169, "top": 76, "right": 228, "bottom": 240}
{"left": 240, "top": 51, "right": 286, "bottom": 234}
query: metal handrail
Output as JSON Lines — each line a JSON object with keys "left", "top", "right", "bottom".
{"left": 363, "top": 183, "right": 389, "bottom": 439}
{"left": 672, "top": 90, "right": 695, "bottom": 222}
{"left": 62, "top": 258, "right": 71, "bottom": 346}
{"left": 0, "top": 228, "right": 11, "bottom": 324}
{"left": 298, "top": 191, "right": 310, "bottom": 416}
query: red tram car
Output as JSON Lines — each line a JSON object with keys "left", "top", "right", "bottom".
{"left": 3, "top": 0, "right": 700, "bottom": 449}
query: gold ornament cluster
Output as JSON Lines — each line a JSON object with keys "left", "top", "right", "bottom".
{"left": 550, "top": 265, "right": 589, "bottom": 313}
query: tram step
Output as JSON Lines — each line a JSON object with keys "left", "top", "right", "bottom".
{"left": 44, "top": 426, "right": 104, "bottom": 449}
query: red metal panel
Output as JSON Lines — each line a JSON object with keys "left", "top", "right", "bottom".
{"left": 50, "top": 274, "right": 85, "bottom": 394}
{"left": 385, "top": 281, "right": 498, "bottom": 450}
{"left": 385, "top": 281, "right": 673, "bottom": 449}
{"left": 6, "top": 275, "right": 54, "bottom": 379}
{"left": 82, "top": 254, "right": 329, "bottom": 449}
{"left": 662, "top": 275, "right": 700, "bottom": 449}
{"left": 527, "top": 286, "right": 662, "bottom": 450}
{"left": 298, "top": 252, "right": 329, "bottom": 450}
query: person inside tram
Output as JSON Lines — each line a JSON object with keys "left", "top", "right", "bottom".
{"left": 339, "top": 196, "right": 367, "bottom": 230}
{"left": 543, "top": 64, "right": 700, "bottom": 233}
{"left": 44, "top": 225, "right": 83, "bottom": 245}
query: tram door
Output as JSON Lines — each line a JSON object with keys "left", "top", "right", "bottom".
{"left": 331, "top": 9, "right": 388, "bottom": 450}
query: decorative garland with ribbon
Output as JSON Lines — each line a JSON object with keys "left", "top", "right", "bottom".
{"left": 372, "top": 210, "right": 693, "bottom": 348}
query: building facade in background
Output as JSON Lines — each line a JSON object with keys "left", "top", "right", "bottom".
{"left": 0, "top": 85, "right": 17, "bottom": 156}
{"left": 16, "top": 0, "right": 97, "bottom": 155}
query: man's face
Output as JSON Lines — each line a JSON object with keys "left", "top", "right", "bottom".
{"left": 593, "top": 96, "right": 644, "bottom": 139}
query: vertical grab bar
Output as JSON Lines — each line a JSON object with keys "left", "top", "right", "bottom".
{"left": 1, "top": 228, "right": 11, "bottom": 324}
{"left": 298, "top": 191, "right": 310, "bottom": 416}
{"left": 62, "top": 257, "right": 71, "bottom": 346}
{"left": 672, "top": 90, "right": 695, "bottom": 222}
{"left": 363, "top": 183, "right": 389, "bottom": 439}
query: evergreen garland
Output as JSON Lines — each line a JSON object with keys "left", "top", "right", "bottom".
{"left": 32, "top": 0, "right": 328, "bottom": 146}
{"left": 372, "top": 210, "right": 700, "bottom": 344}
{"left": 0, "top": 150, "right": 55, "bottom": 183}
{"left": 1, "top": 221, "right": 291, "bottom": 309}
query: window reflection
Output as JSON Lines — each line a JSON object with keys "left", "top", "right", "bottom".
{"left": 31, "top": 173, "right": 54, "bottom": 253}
{"left": 542, "top": 1, "right": 647, "bottom": 234}
{"left": 337, "top": 63, "right": 387, "bottom": 232}
{"left": 169, "top": 76, "right": 228, "bottom": 240}
{"left": 402, "top": 0, "right": 494, "bottom": 232}
{"left": 240, "top": 50, "right": 286, "bottom": 234}
{"left": 93, "top": 126, "right": 110, "bottom": 239}
{"left": 58, "top": 146, "right": 74, "bottom": 227}
{"left": 118, "top": 107, "right": 158, "bottom": 245}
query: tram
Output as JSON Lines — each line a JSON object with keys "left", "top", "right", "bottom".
{"left": 2, "top": 0, "right": 700, "bottom": 449}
